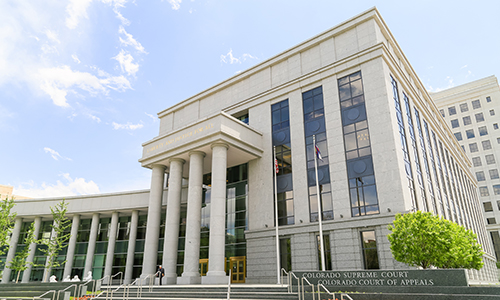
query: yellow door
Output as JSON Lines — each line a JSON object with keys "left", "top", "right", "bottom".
{"left": 199, "top": 259, "right": 208, "bottom": 276}
{"left": 229, "top": 256, "right": 246, "bottom": 283}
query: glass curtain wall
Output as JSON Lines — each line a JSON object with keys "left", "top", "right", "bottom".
{"left": 302, "top": 86, "right": 333, "bottom": 222}
{"left": 339, "top": 72, "right": 379, "bottom": 216}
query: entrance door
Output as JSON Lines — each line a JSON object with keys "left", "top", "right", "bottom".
{"left": 199, "top": 259, "right": 208, "bottom": 276}
{"left": 229, "top": 256, "right": 245, "bottom": 283}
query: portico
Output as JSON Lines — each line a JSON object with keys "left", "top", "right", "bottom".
{"left": 139, "top": 111, "right": 263, "bottom": 284}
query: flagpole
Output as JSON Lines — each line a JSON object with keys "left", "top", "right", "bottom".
{"left": 313, "top": 135, "right": 326, "bottom": 271}
{"left": 273, "top": 146, "right": 281, "bottom": 284}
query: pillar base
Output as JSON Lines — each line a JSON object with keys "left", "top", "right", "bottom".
{"left": 202, "top": 272, "right": 229, "bottom": 285}
{"left": 177, "top": 274, "right": 201, "bottom": 284}
{"left": 164, "top": 275, "right": 178, "bottom": 285}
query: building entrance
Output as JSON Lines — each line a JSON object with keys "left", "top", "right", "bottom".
{"left": 198, "top": 257, "right": 246, "bottom": 283}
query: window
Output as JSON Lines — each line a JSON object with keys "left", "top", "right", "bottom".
{"left": 454, "top": 132, "right": 462, "bottom": 141}
{"left": 451, "top": 119, "right": 459, "bottom": 128}
{"left": 479, "top": 186, "right": 489, "bottom": 197}
{"left": 490, "top": 169, "right": 499, "bottom": 179}
{"left": 497, "top": 137, "right": 500, "bottom": 144}
{"left": 478, "top": 126, "right": 488, "bottom": 136}
{"left": 486, "top": 96, "right": 492, "bottom": 103}
{"left": 439, "top": 109, "right": 445, "bottom": 117}
{"left": 448, "top": 106, "right": 457, "bottom": 115}
{"left": 463, "top": 116, "right": 472, "bottom": 126}
{"left": 360, "top": 231, "right": 379, "bottom": 269}
{"left": 494, "top": 123, "right": 499, "bottom": 130}
{"left": 466, "top": 129, "right": 475, "bottom": 139}
{"left": 491, "top": 231, "right": 500, "bottom": 261}
{"left": 461, "top": 145, "right": 465, "bottom": 152}
{"left": 279, "top": 238, "right": 292, "bottom": 272}
{"left": 476, "top": 171, "right": 486, "bottom": 181}
{"left": 460, "top": 103, "right": 468, "bottom": 112}
{"left": 490, "top": 109, "right": 495, "bottom": 116}
{"left": 472, "top": 99, "right": 481, "bottom": 109}
{"left": 487, "top": 218, "right": 496, "bottom": 225}
{"left": 494, "top": 185, "right": 500, "bottom": 195}
{"left": 316, "top": 234, "right": 331, "bottom": 270}
{"left": 482, "top": 140, "right": 492, "bottom": 150}
{"left": 486, "top": 154, "right": 496, "bottom": 165}
{"left": 469, "top": 143, "right": 478, "bottom": 153}
{"left": 475, "top": 113, "right": 485, "bottom": 123}
{"left": 484, "top": 202, "right": 493, "bottom": 212}
{"left": 472, "top": 157, "right": 482, "bottom": 167}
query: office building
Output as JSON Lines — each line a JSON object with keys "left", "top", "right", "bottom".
{"left": 1, "top": 8, "right": 497, "bottom": 284}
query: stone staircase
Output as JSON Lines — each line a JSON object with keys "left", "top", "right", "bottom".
{"left": 0, "top": 281, "right": 92, "bottom": 299}
{"left": 98, "top": 284, "right": 298, "bottom": 300}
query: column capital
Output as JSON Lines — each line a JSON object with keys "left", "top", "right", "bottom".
{"left": 169, "top": 158, "right": 186, "bottom": 165}
{"left": 151, "top": 164, "right": 167, "bottom": 171}
{"left": 211, "top": 142, "right": 229, "bottom": 150}
{"left": 189, "top": 150, "right": 206, "bottom": 157}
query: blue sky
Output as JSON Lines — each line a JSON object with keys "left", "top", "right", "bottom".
{"left": 1, "top": 0, "right": 499, "bottom": 198}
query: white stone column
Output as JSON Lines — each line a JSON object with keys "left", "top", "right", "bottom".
{"left": 203, "top": 143, "right": 229, "bottom": 284}
{"left": 179, "top": 151, "right": 205, "bottom": 284}
{"left": 163, "top": 158, "right": 185, "bottom": 284}
{"left": 104, "top": 212, "right": 119, "bottom": 282}
{"left": 84, "top": 213, "right": 100, "bottom": 276}
{"left": 2, "top": 218, "right": 22, "bottom": 283}
{"left": 142, "top": 164, "right": 166, "bottom": 277}
{"left": 62, "top": 215, "right": 80, "bottom": 280}
{"left": 43, "top": 225, "right": 57, "bottom": 282}
{"left": 22, "top": 217, "right": 42, "bottom": 283}
{"left": 124, "top": 210, "right": 138, "bottom": 284}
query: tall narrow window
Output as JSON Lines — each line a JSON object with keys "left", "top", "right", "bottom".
{"left": 340, "top": 72, "right": 379, "bottom": 216}
{"left": 424, "top": 122, "right": 445, "bottom": 216}
{"left": 279, "top": 238, "right": 292, "bottom": 272}
{"left": 272, "top": 100, "right": 294, "bottom": 225}
{"left": 391, "top": 76, "right": 417, "bottom": 210}
{"left": 303, "top": 87, "right": 333, "bottom": 222}
{"left": 361, "top": 230, "right": 379, "bottom": 269}
{"left": 316, "top": 234, "right": 332, "bottom": 270}
{"left": 415, "top": 109, "right": 436, "bottom": 213}
{"left": 403, "top": 95, "right": 427, "bottom": 211}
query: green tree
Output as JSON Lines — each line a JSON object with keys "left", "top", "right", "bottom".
{"left": 0, "top": 197, "right": 17, "bottom": 259}
{"left": 37, "top": 200, "right": 71, "bottom": 282}
{"left": 7, "top": 222, "right": 37, "bottom": 283}
{"left": 388, "top": 211, "right": 483, "bottom": 270}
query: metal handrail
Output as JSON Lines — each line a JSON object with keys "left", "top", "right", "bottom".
{"left": 289, "top": 272, "right": 299, "bottom": 294}
{"left": 226, "top": 269, "right": 232, "bottom": 300}
{"left": 340, "top": 293, "right": 354, "bottom": 300}
{"left": 301, "top": 277, "right": 315, "bottom": 300}
{"left": 280, "top": 268, "right": 289, "bottom": 287}
{"left": 108, "top": 284, "right": 126, "bottom": 300}
{"left": 33, "top": 290, "right": 56, "bottom": 300}
{"left": 111, "top": 271, "right": 123, "bottom": 286}
{"left": 317, "top": 284, "right": 335, "bottom": 300}
{"left": 56, "top": 284, "right": 77, "bottom": 300}
{"left": 78, "top": 279, "right": 96, "bottom": 298}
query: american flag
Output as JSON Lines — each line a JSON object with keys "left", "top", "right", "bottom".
{"left": 315, "top": 144, "right": 322, "bottom": 161}
{"left": 274, "top": 158, "right": 279, "bottom": 174}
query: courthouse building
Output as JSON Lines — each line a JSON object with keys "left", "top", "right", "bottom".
{"left": 1, "top": 8, "right": 498, "bottom": 284}
{"left": 433, "top": 76, "right": 500, "bottom": 261}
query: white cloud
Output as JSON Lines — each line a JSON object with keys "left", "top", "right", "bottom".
{"left": 38, "top": 65, "right": 132, "bottom": 107}
{"left": 166, "top": 0, "right": 182, "bottom": 10}
{"left": 427, "top": 76, "right": 455, "bottom": 93}
{"left": 72, "top": 54, "right": 81, "bottom": 64}
{"left": 112, "top": 121, "right": 143, "bottom": 130}
{"left": 113, "top": 50, "right": 139, "bottom": 76}
{"left": 101, "top": 0, "right": 130, "bottom": 25}
{"left": 145, "top": 112, "right": 157, "bottom": 122}
{"left": 87, "top": 113, "right": 101, "bottom": 122}
{"left": 220, "top": 49, "right": 258, "bottom": 64}
{"left": 460, "top": 64, "right": 468, "bottom": 69}
{"left": 14, "top": 174, "right": 100, "bottom": 198}
{"left": 44, "top": 147, "right": 72, "bottom": 161}
{"left": 118, "top": 26, "right": 147, "bottom": 53}
{"left": 65, "top": 0, "right": 92, "bottom": 29}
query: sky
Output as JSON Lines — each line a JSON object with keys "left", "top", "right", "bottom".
{"left": 1, "top": 0, "right": 499, "bottom": 198}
